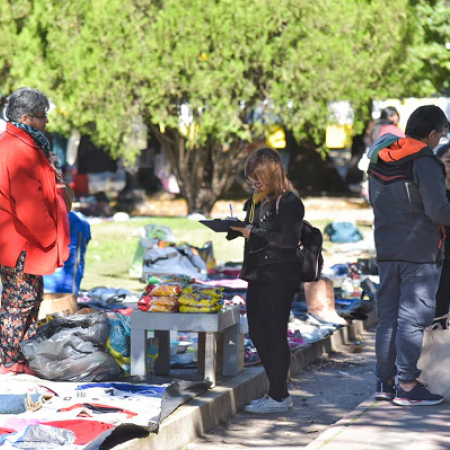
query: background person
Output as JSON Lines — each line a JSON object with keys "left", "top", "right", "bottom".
{"left": 434, "top": 142, "right": 450, "bottom": 328}
{"left": 368, "top": 105, "right": 450, "bottom": 406}
{"left": 372, "top": 106, "right": 405, "bottom": 140}
{"left": 228, "top": 147, "right": 304, "bottom": 414}
{"left": 0, "top": 87, "right": 70, "bottom": 375}
{"left": 346, "top": 119, "right": 375, "bottom": 188}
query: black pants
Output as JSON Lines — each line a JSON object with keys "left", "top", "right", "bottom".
{"left": 435, "top": 261, "right": 450, "bottom": 326}
{"left": 246, "top": 279, "right": 296, "bottom": 401}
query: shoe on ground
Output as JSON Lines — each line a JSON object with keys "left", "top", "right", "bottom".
{"left": 250, "top": 394, "right": 293, "bottom": 408}
{"left": 0, "top": 362, "right": 36, "bottom": 376}
{"left": 375, "top": 379, "right": 395, "bottom": 401}
{"left": 244, "top": 395, "right": 290, "bottom": 414}
{"left": 0, "top": 364, "right": 17, "bottom": 375}
{"left": 393, "top": 382, "right": 443, "bottom": 406}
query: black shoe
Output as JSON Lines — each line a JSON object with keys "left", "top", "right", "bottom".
{"left": 393, "top": 382, "right": 443, "bottom": 406}
{"left": 375, "top": 379, "right": 395, "bottom": 401}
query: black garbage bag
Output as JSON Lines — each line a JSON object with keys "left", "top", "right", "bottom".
{"left": 21, "top": 312, "right": 121, "bottom": 382}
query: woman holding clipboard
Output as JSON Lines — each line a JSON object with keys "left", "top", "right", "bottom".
{"left": 228, "top": 147, "right": 304, "bottom": 414}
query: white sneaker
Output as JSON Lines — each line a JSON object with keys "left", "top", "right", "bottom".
{"left": 250, "top": 394, "right": 293, "bottom": 408}
{"left": 244, "top": 395, "right": 290, "bottom": 414}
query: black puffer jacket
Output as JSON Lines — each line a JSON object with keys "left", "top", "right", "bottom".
{"left": 228, "top": 191, "right": 304, "bottom": 284}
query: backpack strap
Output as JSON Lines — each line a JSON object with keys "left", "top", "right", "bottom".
{"left": 276, "top": 195, "right": 282, "bottom": 214}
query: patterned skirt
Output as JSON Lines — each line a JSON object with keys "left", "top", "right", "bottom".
{"left": 0, "top": 251, "right": 43, "bottom": 366}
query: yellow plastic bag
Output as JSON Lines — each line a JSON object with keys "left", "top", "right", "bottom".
{"left": 179, "top": 303, "right": 223, "bottom": 313}
{"left": 182, "top": 283, "right": 224, "bottom": 298}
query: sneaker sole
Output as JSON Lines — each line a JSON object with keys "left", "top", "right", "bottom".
{"left": 244, "top": 406, "right": 290, "bottom": 414}
{"left": 250, "top": 399, "right": 294, "bottom": 408}
{"left": 374, "top": 392, "right": 395, "bottom": 401}
{"left": 393, "top": 397, "right": 444, "bottom": 406}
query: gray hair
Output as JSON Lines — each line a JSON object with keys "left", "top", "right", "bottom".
{"left": 5, "top": 87, "right": 50, "bottom": 122}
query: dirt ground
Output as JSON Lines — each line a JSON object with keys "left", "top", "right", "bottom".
{"left": 183, "top": 329, "right": 377, "bottom": 450}
{"left": 126, "top": 194, "right": 373, "bottom": 222}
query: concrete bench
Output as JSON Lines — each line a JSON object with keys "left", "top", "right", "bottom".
{"left": 130, "top": 306, "right": 241, "bottom": 387}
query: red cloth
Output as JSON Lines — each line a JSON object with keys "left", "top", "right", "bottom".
{"left": 0, "top": 427, "right": 14, "bottom": 436}
{"left": 0, "top": 123, "right": 70, "bottom": 275}
{"left": 42, "top": 420, "right": 115, "bottom": 445}
{"left": 58, "top": 403, "right": 137, "bottom": 419}
{"left": 378, "top": 124, "right": 405, "bottom": 139}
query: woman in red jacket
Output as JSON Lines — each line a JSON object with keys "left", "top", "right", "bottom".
{"left": 0, "top": 87, "right": 70, "bottom": 375}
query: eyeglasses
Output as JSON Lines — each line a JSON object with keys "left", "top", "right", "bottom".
{"left": 246, "top": 178, "right": 263, "bottom": 189}
{"left": 28, "top": 114, "right": 48, "bottom": 120}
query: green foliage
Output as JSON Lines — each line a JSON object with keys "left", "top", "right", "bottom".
{"left": 1, "top": 0, "right": 450, "bottom": 212}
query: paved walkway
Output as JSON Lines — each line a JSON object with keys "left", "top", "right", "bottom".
{"left": 306, "top": 395, "right": 450, "bottom": 450}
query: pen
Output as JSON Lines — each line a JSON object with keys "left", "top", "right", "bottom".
{"left": 229, "top": 203, "right": 233, "bottom": 218}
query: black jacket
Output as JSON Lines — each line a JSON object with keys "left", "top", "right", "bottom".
{"left": 228, "top": 191, "right": 304, "bottom": 284}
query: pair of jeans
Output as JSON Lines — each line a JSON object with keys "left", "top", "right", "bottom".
{"left": 375, "top": 261, "right": 441, "bottom": 382}
{"left": 246, "top": 279, "right": 296, "bottom": 401}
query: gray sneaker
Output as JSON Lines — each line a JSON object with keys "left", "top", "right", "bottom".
{"left": 245, "top": 395, "right": 290, "bottom": 414}
{"left": 250, "top": 394, "right": 293, "bottom": 408}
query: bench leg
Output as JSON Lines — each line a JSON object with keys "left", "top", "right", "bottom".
{"left": 154, "top": 330, "right": 171, "bottom": 376}
{"left": 130, "top": 328, "right": 147, "bottom": 377}
{"left": 222, "top": 323, "right": 240, "bottom": 377}
{"left": 204, "top": 332, "right": 217, "bottom": 387}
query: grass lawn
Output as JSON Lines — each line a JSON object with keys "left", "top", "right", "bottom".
{"left": 82, "top": 217, "right": 372, "bottom": 293}
{"left": 82, "top": 217, "right": 245, "bottom": 292}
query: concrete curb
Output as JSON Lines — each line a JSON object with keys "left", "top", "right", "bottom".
{"left": 115, "top": 311, "right": 377, "bottom": 450}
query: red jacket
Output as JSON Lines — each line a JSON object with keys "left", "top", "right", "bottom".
{"left": 0, "top": 123, "right": 70, "bottom": 275}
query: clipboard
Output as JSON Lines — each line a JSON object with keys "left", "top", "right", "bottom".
{"left": 199, "top": 219, "right": 246, "bottom": 233}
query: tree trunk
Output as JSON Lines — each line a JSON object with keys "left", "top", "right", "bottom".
{"left": 288, "top": 133, "right": 349, "bottom": 195}
{"left": 149, "top": 124, "right": 246, "bottom": 215}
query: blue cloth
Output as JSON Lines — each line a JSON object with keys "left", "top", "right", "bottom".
{"left": 43, "top": 212, "right": 91, "bottom": 294}
{"left": 0, "top": 393, "right": 43, "bottom": 414}
{"left": 76, "top": 381, "right": 167, "bottom": 397}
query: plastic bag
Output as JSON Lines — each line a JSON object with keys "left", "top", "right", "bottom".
{"left": 142, "top": 247, "right": 208, "bottom": 282}
{"left": 179, "top": 303, "right": 223, "bottom": 313}
{"left": 178, "top": 293, "right": 220, "bottom": 307}
{"left": 147, "top": 274, "right": 194, "bottom": 285}
{"left": 418, "top": 317, "right": 450, "bottom": 400}
{"left": 21, "top": 312, "right": 121, "bottom": 381}
{"left": 182, "top": 283, "right": 224, "bottom": 298}
{"left": 145, "top": 282, "right": 184, "bottom": 297}
{"left": 107, "top": 313, "right": 158, "bottom": 375}
{"left": 138, "top": 294, "right": 179, "bottom": 312}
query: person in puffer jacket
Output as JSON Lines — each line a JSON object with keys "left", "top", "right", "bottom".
{"left": 368, "top": 105, "right": 450, "bottom": 406}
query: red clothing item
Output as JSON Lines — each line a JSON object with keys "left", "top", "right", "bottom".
{"left": 0, "top": 123, "right": 70, "bottom": 275}
{"left": 378, "top": 124, "right": 405, "bottom": 139}
{"left": 42, "top": 420, "right": 115, "bottom": 445}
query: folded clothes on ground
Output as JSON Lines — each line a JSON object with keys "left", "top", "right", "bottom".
{"left": 0, "top": 394, "right": 46, "bottom": 415}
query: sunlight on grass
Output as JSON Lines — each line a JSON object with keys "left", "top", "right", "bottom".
{"left": 81, "top": 217, "right": 367, "bottom": 292}
{"left": 82, "top": 218, "right": 244, "bottom": 292}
